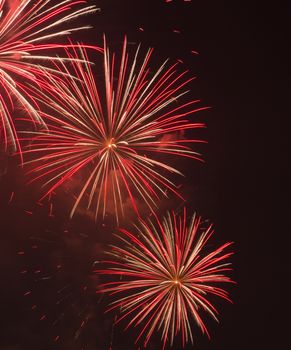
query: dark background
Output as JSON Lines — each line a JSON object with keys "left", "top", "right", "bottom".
{"left": 0, "top": 0, "right": 288, "bottom": 349}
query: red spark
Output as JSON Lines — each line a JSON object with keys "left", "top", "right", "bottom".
{"left": 48, "top": 203, "right": 54, "bottom": 217}
{"left": 24, "top": 210, "right": 33, "bottom": 215}
{"left": 8, "top": 191, "right": 14, "bottom": 204}
{"left": 191, "top": 50, "right": 199, "bottom": 55}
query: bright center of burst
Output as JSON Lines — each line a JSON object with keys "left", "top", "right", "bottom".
{"left": 107, "top": 140, "right": 116, "bottom": 149}
{"left": 173, "top": 279, "right": 181, "bottom": 286}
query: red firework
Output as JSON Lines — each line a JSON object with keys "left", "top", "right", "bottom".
{"left": 22, "top": 37, "right": 208, "bottom": 222}
{"left": 0, "top": 0, "right": 97, "bottom": 153}
{"left": 96, "top": 208, "right": 234, "bottom": 348}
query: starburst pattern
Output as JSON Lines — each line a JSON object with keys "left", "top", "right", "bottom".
{"left": 96, "top": 208, "right": 234, "bottom": 348}
{"left": 23, "top": 37, "right": 208, "bottom": 222}
{"left": 0, "top": 0, "right": 97, "bottom": 152}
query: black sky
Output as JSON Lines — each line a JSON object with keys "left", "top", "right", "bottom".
{"left": 0, "top": 1, "right": 288, "bottom": 349}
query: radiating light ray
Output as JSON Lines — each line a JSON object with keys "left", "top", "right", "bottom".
{"left": 23, "top": 37, "right": 208, "bottom": 222}
{"left": 95, "top": 208, "right": 234, "bottom": 348}
{"left": 0, "top": 0, "right": 98, "bottom": 153}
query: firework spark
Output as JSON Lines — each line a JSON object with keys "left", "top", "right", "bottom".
{"left": 14, "top": 209, "right": 105, "bottom": 349}
{"left": 23, "top": 37, "right": 208, "bottom": 222}
{"left": 96, "top": 208, "right": 234, "bottom": 348}
{"left": 0, "top": 0, "right": 97, "bottom": 152}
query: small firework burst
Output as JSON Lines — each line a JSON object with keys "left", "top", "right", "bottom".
{"left": 96, "top": 208, "right": 234, "bottom": 348}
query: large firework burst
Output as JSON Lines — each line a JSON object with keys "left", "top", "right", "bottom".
{"left": 96, "top": 208, "right": 234, "bottom": 348}
{"left": 23, "top": 37, "right": 208, "bottom": 222}
{"left": 0, "top": 0, "right": 97, "bottom": 152}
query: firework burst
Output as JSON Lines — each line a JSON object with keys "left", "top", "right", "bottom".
{"left": 0, "top": 0, "right": 97, "bottom": 152}
{"left": 96, "top": 208, "right": 234, "bottom": 348}
{"left": 23, "top": 37, "right": 208, "bottom": 222}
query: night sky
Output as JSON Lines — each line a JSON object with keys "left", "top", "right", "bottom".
{"left": 0, "top": 1, "right": 288, "bottom": 349}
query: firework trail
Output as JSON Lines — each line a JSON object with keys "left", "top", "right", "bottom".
{"left": 0, "top": 0, "right": 98, "bottom": 153}
{"left": 96, "top": 208, "right": 234, "bottom": 348}
{"left": 23, "top": 37, "right": 208, "bottom": 222}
